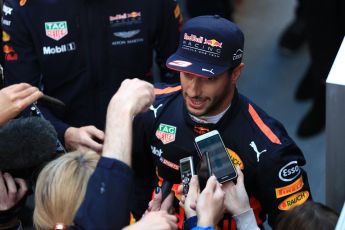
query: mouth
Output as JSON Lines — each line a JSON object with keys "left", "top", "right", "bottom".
{"left": 186, "top": 97, "right": 207, "bottom": 110}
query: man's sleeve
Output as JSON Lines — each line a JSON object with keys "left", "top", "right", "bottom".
{"left": 255, "top": 144, "right": 312, "bottom": 227}
{"left": 130, "top": 114, "right": 156, "bottom": 220}
{"left": 2, "top": 0, "right": 70, "bottom": 141}
{"left": 154, "top": 0, "right": 182, "bottom": 84}
{"left": 73, "top": 157, "right": 134, "bottom": 229}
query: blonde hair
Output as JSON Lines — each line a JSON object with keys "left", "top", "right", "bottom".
{"left": 33, "top": 151, "right": 100, "bottom": 230}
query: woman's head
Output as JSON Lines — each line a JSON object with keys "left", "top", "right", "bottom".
{"left": 34, "top": 151, "right": 100, "bottom": 230}
{"left": 275, "top": 201, "right": 339, "bottom": 230}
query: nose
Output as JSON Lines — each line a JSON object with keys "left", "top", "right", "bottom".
{"left": 187, "top": 77, "right": 202, "bottom": 98}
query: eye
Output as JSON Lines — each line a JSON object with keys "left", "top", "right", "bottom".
{"left": 207, "top": 77, "right": 215, "bottom": 81}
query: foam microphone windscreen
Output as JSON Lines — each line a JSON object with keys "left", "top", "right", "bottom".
{"left": 0, "top": 117, "right": 57, "bottom": 170}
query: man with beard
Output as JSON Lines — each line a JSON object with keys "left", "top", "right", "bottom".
{"left": 131, "top": 15, "right": 311, "bottom": 229}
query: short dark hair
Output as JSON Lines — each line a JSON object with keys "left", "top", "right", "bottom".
{"left": 275, "top": 201, "right": 339, "bottom": 230}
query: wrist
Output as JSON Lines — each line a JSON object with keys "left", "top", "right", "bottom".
{"left": 197, "top": 217, "right": 214, "bottom": 227}
{"left": 64, "top": 127, "right": 77, "bottom": 150}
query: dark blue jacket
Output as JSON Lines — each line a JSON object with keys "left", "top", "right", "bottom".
{"left": 72, "top": 157, "right": 134, "bottom": 230}
{"left": 2, "top": 0, "right": 181, "bottom": 141}
{"left": 132, "top": 83, "right": 311, "bottom": 229}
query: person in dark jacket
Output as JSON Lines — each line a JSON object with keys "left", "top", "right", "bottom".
{"left": 1, "top": 0, "right": 181, "bottom": 152}
{"left": 33, "top": 78, "right": 178, "bottom": 230}
{"left": 131, "top": 15, "right": 312, "bottom": 229}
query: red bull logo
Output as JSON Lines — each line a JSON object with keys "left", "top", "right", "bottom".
{"left": 193, "top": 126, "right": 209, "bottom": 135}
{"left": 184, "top": 33, "right": 203, "bottom": 43}
{"left": 204, "top": 38, "right": 222, "bottom": 48}
{"left": 127, "top": 11, "right": 141, "bottom": 18}
{"left": 3, "top": 44, "right": 15, "bottom": 54}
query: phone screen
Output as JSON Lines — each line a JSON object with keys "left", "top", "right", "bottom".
{"left": 196, "top": 133, "right": 237, "bottom": 183}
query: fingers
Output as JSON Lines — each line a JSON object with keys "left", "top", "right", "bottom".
{"left": 188, "top": 175, "right": 200, "bottom": 195}
{"left": 14, "top": 178, "right": 28, "bottom": 200}
{"left": 204, "top": 175, "right": 218, "bottom": 193}
{"left": 150, "top": 187, "right": 163, "bottom": 212}
{"left": 82, "top": 126, "right": 104, "bottom": 152}
{"left": 235, "top": 165, "right": 244, "bottom": 184}
{"left": 19, "top": 90, "right": 43, "bottom": 108}
{"left": 161, "top": 211, "right": 178, "bottom": 229}
{"left": 4, "top": 83, "right": 32, "bottom": 93}
{"left": 161, "top": 192, "right": 174, "bottom": 212}
{"left": 86, "top": 126, "right": 105, "bottom": 141}
{"left": 0, "top": 171, "right": 6, "bottom": 194}
{"left": 2, "top": 173, "right": 17, "bottom": 202}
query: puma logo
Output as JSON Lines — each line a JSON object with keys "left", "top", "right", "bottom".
{"left": 201, "top": 68, "right": 215, "bottom": 75}
{"left": 150, "top": 104, "right": 163, "bottom": 118}
{"left": 249, "top": 141, "right": 267, "bottom": 162}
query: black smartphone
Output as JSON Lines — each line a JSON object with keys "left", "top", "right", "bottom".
{"left": 179, "top": 156, "right": 195, "bottom": 195}
{"left": 194, "top": 130, "right": 237, "bottom": 183}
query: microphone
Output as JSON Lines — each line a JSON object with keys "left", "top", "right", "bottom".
{"left": 0, "top": 117, "right": 57, "bottom": 174}
{"left": 38, "top": 94, "right": 65, "bottom": 109}
{"left": 161, "top": 180, "right": 173, "bottom": 201}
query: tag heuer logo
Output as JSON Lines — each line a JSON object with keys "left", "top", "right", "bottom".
{"left": 45, "top": 21, "right": 68, "bottom": 41}
{"left": 155, "top": 123, "right": 176, "bottom": 144}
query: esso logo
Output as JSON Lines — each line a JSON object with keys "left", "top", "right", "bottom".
{"left": 279, "top": 161, "right": 301, "bottom": 182}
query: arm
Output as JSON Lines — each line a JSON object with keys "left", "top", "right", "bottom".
{"left": 257, "top": 144, "right": 312, "bottom": 227}
{"left": 222, "top": 166, "right": 259, "bottom": 230}
{"left": 195, "top": 176, "right": 225, "bottom": 228}
{"left": 72, "top": 79, "right": 155, "bottom": 229}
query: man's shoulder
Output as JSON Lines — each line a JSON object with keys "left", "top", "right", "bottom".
{"left": 237, "top": 94, "right": 295, "bottom": 147}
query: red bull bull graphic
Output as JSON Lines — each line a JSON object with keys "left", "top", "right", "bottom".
{"left": 204, "top": 38, "right": 222, "bottom": 48}
{"left": 127, "top": 11, "right": 141, "bottom": 18}
{"left": 109, "top": 11, "right": 142, "bottom": 27}
{"left": 3, "top": 44, "right": 15, "bottom": 54}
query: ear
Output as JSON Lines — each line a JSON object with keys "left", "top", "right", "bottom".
{"left": 231, "top": 63, "right": 244, "bottom": 84}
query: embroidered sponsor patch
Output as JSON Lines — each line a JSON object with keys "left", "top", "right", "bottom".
{"left": 3, "top": 5, "right": 13, "bottom": 16}
{"left": 193, "top": 126, "right": 209, "bottom": 135}
{"left": 227, "top": 148, "right": 244, "bottom": 170}
{"left": 45, "top": 21, "right": 68, "bottom": 41}
{"left": 278, "top": 191, "right": 309, "bottom": 211}
{"left": 155, "top": 123, "right": 177, "bottom": 144}
{"left": 109, "top": 11, "right": 142, "bottom": 27}
{"left": 19, "top": 0, "right": 27, "bottom": 6}
{"left": 113, "top": 30, "right": 140, "bottom": 39}
{"left": 279, "top": 161, "right": 301, "bottom": 182}
{"left": 161, "top": 158, "right": 179, "bottom": 171}
{"left": 2, "top": 19, "right": 12, "bottom": 26}
{"left": 42, "top": 42, "right": 76, "bottom": 55}
{"left": 2, "top": 31, "right": 10, "bottom": 42}
{"left": 275, "top": 176, "right": 304, "bottom": 199}
{"left": 168, "top": 60, "right": 192, "bottom": 68}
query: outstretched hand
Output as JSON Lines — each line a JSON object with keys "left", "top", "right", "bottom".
{"left": 0, "top": 83, "right": 43, "bottom": 125}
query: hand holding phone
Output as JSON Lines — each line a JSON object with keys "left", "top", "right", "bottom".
{"left": 195, "top": 130, "right": 237, "bottom": 183}
{"left": 179, "top": 156, "right": 195, "bottom": 195}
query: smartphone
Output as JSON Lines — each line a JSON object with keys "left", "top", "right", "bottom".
{"left": 179, "top": 156, "right": 195, "bottom": 195}
{"left": 194, "top": 130, "right": 237, "bottom": 183}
